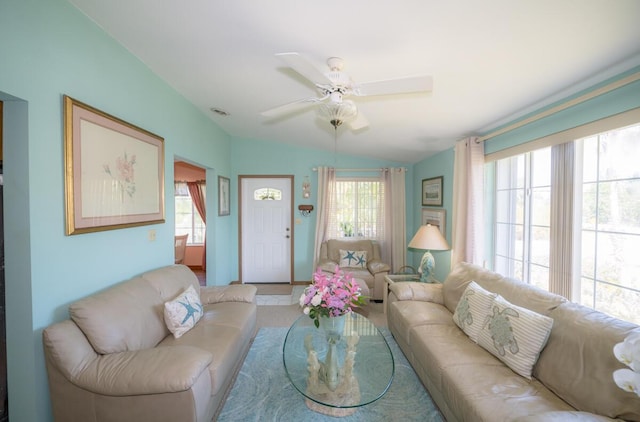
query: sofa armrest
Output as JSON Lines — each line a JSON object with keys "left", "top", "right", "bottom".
{"left": 74, "top": 345, "right": 212, "bottom": 396}
{"left": 367, "top": 259, "right": 390, "bottom": 275}
{"left": 200, "top": 285, "right": 257, "bottom": 304}
{"left": 389, "top": 282, "right": 444, "bottom": 304}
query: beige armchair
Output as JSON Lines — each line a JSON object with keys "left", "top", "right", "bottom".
{"left": 316, "top": 239, "right": 390, "bottom": 301}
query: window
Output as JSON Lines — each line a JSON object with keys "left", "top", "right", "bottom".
{"left": 490, "top": 122, "right": 640, "bottom": 324}
{"left": 578, "top": 124, "right": 640, "bottom": 324}
{"left": 327, "top": 179, "right": 384, "bottom": 239}
{"left": 175, "top": 183, "right": 205, "bottom": 244}
{"left": 494, "top": 148, "right": 551, "bottom": 290}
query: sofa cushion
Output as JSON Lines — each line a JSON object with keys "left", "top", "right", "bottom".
{"left": 443, "top": 262, "right": 567, "bottom": 316}
{"left": 142, "top": 264, "right": 201, "bottom": 302}
{"left": 534, "top": 302, "right": 640, "bottom": 421}
{"left": 69, "top": 277, "right": 167, "bottom": 354}
{"left": 477, "top": 295, "right": 553, "bottom": 379}
{"left": 159, "top": 301, "right": 256, "bottom": 396}
{"left": 453, "top": 281, "right": 497, "bottom": 342}
{"left": 338, "top": 249, "right": 367, "bottom": 269}
{"left": 164, "top": 285, "right": 204, "bottom": 339}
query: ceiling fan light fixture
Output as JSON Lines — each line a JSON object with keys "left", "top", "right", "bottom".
{"left": 317, "top": 99, "right": 357, "bottom": 129}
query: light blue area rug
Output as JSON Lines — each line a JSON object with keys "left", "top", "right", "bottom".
{"left": 218, "top": 327, "right": 444, "bottom": 421}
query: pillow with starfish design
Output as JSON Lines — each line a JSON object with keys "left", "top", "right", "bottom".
{"left": 164, "top": 285, "right": 204, "bottom": 338}
{"left": 339, "top": 249, "right": 367, "bottom": 269}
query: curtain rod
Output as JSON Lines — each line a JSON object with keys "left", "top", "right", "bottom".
{"left": 477, "top": 71, "right": 640, "bottom": 143}
{"left": 312, "top": 167, "right": 407, "bottom": 172}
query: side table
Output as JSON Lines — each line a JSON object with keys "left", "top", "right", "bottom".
{"left": 383, "top": 274, "right": 420, "bottom": 314}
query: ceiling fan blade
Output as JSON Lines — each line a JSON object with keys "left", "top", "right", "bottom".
{"left": 349, "top": 111, "right": 369, "bottom": 130}
{"left": 355, "top": 75, "right": 433, "bottom": 97}
{"left": 260, "top": 96, "right": 324, "bottom": 118}
{"left": 275, "top": 52, "right": 332, "bottom": 86}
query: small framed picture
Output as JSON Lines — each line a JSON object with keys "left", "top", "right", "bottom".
{"left": 421, "top": 208, "right": 446, "bottom": 237}
{"left": 422, "top": 176, "right": 443, "bottom": 207}
{"left": 218, "top": 176, "right": 230, "bottom": 216}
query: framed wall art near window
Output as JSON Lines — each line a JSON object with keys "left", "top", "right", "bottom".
{"left": 421, "top": 208, "right": 446, "bottom": 237}
{"left": 63, "top": 96, "right": 165, "bottom": 235}
{"left": 218, "top": 176, "right": 230, "bottom": 216}
{"left": 421, "top": 176, "right": 443, "bottom": 206}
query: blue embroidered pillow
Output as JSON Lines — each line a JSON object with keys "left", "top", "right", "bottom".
{"left": 339, "top": 249, "right": 367, "bottom": 269}
{"left": 164, "top": 285, "right": 204, "bottom": 338}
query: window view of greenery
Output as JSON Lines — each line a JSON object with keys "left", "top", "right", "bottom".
{"left": 492, "top": 122, "right": 640, "bottom": 324}
{"left": 580, "top": 124, "right": 640, "bottom": 324}
{"left": 332, "top": 179, "right": 384, "bottom": 239}
{"left": 175, "top": 184, "right": 205, "bottom": 244}
{"left": 494, "top": 148, "right": 551, "bottom": 291}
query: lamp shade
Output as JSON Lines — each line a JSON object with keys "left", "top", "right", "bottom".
{"left": 408, "top": 224, "right": 449, "bottom": 251}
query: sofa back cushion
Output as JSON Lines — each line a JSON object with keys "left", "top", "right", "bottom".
{"left": 443, "top": 262, "right": 566, "bottom": 316}
{"left": 141, "top": 264, "right": 200, "bottom": 302}
{"left": 69, "top": 276, "right": 167, "bottom": 354}
{"left": 534, "top": 302, "right": 640, "bottom": 421}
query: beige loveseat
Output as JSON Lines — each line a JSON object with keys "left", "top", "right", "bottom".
{"left": 43, "top": 264, "right": 257, "bottom": 422}
{"left": 387, "top": 262, "right": 640, "bottom": 422}
{"left": 316, "top": 239, "right": 390, "bottom": 300}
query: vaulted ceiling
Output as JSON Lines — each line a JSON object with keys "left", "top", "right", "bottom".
{"left": 69, "top": 0, "right": 640, "bottom": 163}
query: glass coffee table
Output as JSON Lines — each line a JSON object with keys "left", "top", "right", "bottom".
{"left": 283, "top": 312, "right": 394, "bottom": 416}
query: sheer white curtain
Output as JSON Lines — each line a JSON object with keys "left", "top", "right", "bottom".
{"left": 384, "top": 167, "right": 407, "bottom": 272}
{"left": 312, "top": 167, "right": 336, "bottom": 268}
{"left": 451, "top": 137, "right": 485, "bottom": 268}
{"left": 549, "top": 142, "right": 574, "bottom": 299}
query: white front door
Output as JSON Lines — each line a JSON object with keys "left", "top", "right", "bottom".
{"left": 240, "top": 176, "right": 293, "bottom": 283}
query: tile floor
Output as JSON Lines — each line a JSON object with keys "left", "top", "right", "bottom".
{"left": 256, "top": 286, "right": 306, "bottom": 306}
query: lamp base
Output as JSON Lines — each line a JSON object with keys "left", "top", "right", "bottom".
{"left": 418, "top": 251, "right": 436, "bottom": 283}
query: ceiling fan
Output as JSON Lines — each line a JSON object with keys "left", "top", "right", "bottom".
{"left": 261, "top": 52, "right": 433, "bottom": 130}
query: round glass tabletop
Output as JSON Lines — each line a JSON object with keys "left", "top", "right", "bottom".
{"left": 282, "top": 312, "right": 394, "bottom": 416}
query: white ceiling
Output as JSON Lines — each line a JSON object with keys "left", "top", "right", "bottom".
{"left": 69, "top": 0, "right": 640, "bottom": 164}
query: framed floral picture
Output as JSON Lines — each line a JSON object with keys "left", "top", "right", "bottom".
{"left": 63, "top": 96, "right": 165, "bottom": 235}
{"left": 218, "top": 176, "right": 230, "bottom": 216}
{"left": 422, "top": 176, "right": 443, "bottom": 206}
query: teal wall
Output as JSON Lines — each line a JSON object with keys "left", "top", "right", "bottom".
{"left": 0, "top": 0, "right": 234, "bottom": 420}
{"left": 231, "top": 137, "right": 410, "bottom": 281}
{"left": 411, "top": 148, "right": 455, "bottom": 281}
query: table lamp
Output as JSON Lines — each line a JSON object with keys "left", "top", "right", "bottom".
{"left": 408, "top": 224, "right": 450, "bottom": 282}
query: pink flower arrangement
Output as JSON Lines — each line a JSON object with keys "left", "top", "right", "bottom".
{"left": 299, "top": 266, "right": 366, "bottom": 328}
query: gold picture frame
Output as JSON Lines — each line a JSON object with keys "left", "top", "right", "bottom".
{"left": 64, "top": 96, "right": 165, "bottom": 235}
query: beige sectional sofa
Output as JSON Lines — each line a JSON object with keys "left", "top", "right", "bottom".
{"left": 42, "top": 264, "right": 257, "bottom": 422}
{"left": 387, "top": 262, "right": 640, "bottom": 422}
{"left": 316, "top": 239, "right": 390, "bottom": 300}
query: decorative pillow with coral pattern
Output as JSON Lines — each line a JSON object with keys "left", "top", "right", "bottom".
{"left": 453, "top": 281, "right": 497, "bottom": 342}
{"left": 164, "top": 285, "right": 204, "bottom": 339}
{"left": 339, "top": 250, "right": 367, "bottom": 269}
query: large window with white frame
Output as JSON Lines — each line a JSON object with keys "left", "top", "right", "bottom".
{"left": 326, "top": 178, "right": 385, "bottom": 240}
{"left": 491, "top": 122, "right": 640, "bottom": 324}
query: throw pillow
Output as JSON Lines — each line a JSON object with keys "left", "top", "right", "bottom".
{"left": 477, "top": 295, "right": 554, "bottom": 379}
{"left": 453, "top": 281, "right": 497, "bottom": 342}
{"left": 339, "top": 249, "right": 367, "bottom": 269}
{"left": 164, "top": 285, "right": 204, "bottom": 339}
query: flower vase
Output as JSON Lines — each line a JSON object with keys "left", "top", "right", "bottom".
{"left": 318, "top": 314, "right": 346, "bottom": 343}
